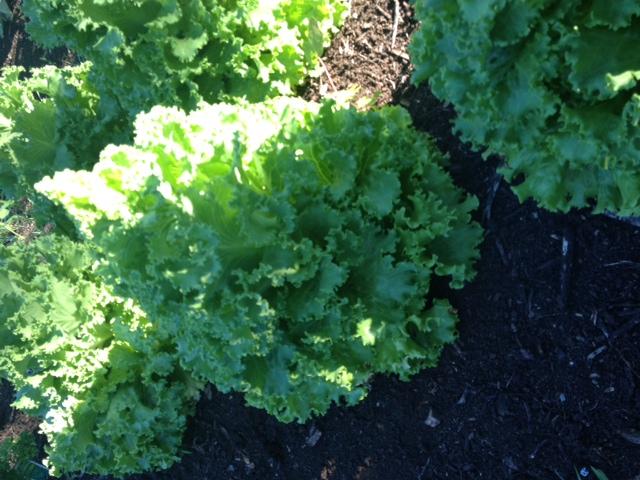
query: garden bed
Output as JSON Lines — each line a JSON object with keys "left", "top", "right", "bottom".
{"left": 1, "top": 1, "right": 639, "bottom": 479}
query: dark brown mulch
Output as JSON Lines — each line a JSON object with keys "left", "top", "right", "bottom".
{"left": 0, "top": 380, "right": 40, "bottom": 444}
{"left": 1, "top": 1, "right": 640, "bottom": 480}
{"left": 303, "top": 0, "right": 415, "bottom": 106}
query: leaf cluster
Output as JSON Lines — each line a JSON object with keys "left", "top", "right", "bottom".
{"left": 38, "top": 98, "right": 483, "bottom": 423}
{"left": 0, "top": 1, "right": 484, "bottom": 476}
{"left": 0, "top": 63, "right": 129, "bottom": 229}
{"left": 0, "top": 235, "right": 202, "bottom": 476}
{"left": 410, "top": 0, "right": 640, "bottom": 215}
{"left": 23, "top": 0, "right": 348, "bottom": 116}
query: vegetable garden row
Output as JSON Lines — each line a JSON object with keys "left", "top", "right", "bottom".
{"left": 0, "top": 1, "right": 639, "bottom": 479}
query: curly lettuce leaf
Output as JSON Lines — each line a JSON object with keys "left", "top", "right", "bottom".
{"left": 38, "top": 98, "right": 483, "bottom": 422}
{"left": 0, "top": 63, "right": 129, "bottom": 230}
{"left": 23, "top": 0, "right": 348, "bottom": 116}
{"left": 410, "top": 0, "right": 640, "bottom": 215}
{"left": 0, "top": 235, "right": 201, "bottom": 477}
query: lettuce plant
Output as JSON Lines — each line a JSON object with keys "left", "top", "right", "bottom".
{"left": 38, "top": 98, "right": 483, "bottom": 422}
{"left": 4, "top": 0, "right": 346, "bottom": 221}
{"left": 0, "top": 235, "right": 202, "bottom": 476}
{"left": 410, "top": 0, "right": 640, "bottom": 215}
{"left": 0, "top": 63, "right": 129, "bottom": 229}
{"left": 23, "top": 0, "right": 348, "bottom": 116}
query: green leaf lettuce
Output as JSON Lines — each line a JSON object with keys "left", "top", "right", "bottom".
{"left": 410, "top": 0, "right": 640, "bottom": 215}
{"left": 38, "top": 98, "right": 483, "bottom": 422}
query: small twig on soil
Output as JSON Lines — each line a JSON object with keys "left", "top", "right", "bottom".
{"left": 559, "top": 227, "right": 574, "bottom": 309}
{"left": 417, "top": 459, "right": 430, "bottom": 480}
{"left": 374, "top": 4, "right": 391, "bottom": 21}
{"left": 391, "top": 0, "right": 400, "bottom": 50}
{"left": 619, "top": 430, "right": 640, "bottom": 446}
{"left": 604, "top": 260, "right": 640, "bottom": 268}
{"left": 529, "top": 439, "right": 550, "bottom": 460}
{"left": 494, "top": 237, "right": 509, "bottom": 267}
{"left": 390, "top": 49, "right": 410, "bottom": 61}
{"left": 318, "top": 57, "right": 337, "bottom": 92}
{"left": 587, "top": 344, "right": 607, "bottom": 363}
{"left": 594, "top": 315, "right": 640, "bottom": 344}
{"left": 483, "top": 171, "right": 502, "bottom": 224}
{"left": 588, "top": 313, "right": 640, "bottom": 378}
{"left": 28, "top": 461, "right": 48, "bottom": 472}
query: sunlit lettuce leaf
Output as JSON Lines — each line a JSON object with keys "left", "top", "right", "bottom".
{"left": 0, "top": 63, "right": 129, "bottom": 230}
{"left": 39, "top": 98, "right": 483, "bottom": 423}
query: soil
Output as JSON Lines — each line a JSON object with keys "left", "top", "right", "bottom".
{"left": 1, "top": 1, "right": 640, "bottom": 479}
{"left": 303, "top": 0, "right": 415, "bottom": 106}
